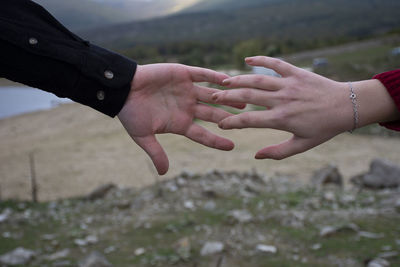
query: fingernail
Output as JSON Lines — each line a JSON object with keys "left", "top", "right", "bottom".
{"left": 245, "top": 57, "right": 254, "bottom": 63}
{"left": 222, "top": 79, "right": 231, "bottom": 86}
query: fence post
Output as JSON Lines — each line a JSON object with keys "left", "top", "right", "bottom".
{"left": 29, "top": 152, "right": 38, "bottom": 203}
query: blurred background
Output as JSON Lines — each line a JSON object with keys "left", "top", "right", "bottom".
{"left": 1, "top": 0, "right": 400, "bottom": 266}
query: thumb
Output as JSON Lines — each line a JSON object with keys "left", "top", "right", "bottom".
{"left": 255, "top": 136, "right": 312, "bottom": 160}
{"left": 134, "top": 135, "right": 169, "bottom": 175}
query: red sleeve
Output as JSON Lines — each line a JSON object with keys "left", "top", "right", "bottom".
{"left": 373, "top": 70, "right": 400, "bottom": 131}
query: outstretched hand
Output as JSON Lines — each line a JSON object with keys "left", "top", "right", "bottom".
{"left": 118, "top": 63, "right": 245, "bottom": 175}
{"left": 212, "top": 56, "right": 399, "bottom": 160}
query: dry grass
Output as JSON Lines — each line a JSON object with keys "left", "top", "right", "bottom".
{"left": 1, "top": 103, "right": 400, "bottom": 201}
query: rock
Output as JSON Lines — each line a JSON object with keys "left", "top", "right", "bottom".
{"left": 323, "top": 191, "right": 336, "bottom": 202}
{"left": 367, "top": 258, "right": 390, "bottom": 267}
{"left": 341, "top": 194, "right": 356, "bottom": 204}
{"left": 200, "top": 241, "right": 224, "bottom": 256}
{"left": 134, "top": 248, "right": 146, "bottom": 256}
{"left": 165, "top": 181, "right": 178, "bottom": 192}
{"left": 351, "top": 159, "right": 400, "bottom": 189}
{"left": 358, "top": 231, "right": 384, "bottom": 239}
{"left": 0, "top": 208, "right": 11, "bottom": 223}
{"left": 183, "top": 200, "right": 195, "bottom": 210}
{"left": 378, "top": 251, "right": 399, "bottom": 259}
{"left": 53, "top": 260, "right": 72, "bottom": 267}
{"left": 311, "top": 164, "right": 343, "bottom": 187}
{"left": 175, "top": 237, "right": 191, "bottom": 259}
{"left": 203, "top": 201, "right": 216, "bottom": 211}
{"left": 104, "top": 246, "right": 116, "bottom": 254}
{"left": 75, "top": 235, "right": 98, "bottom": 246}
{"left": 311, "top": 243, "right": 322, "bottom": 250}
{"left": 87, "top": 183, "right": 116, "bottom": 201}
{"left": 0, "top": 247, "right": 36, "bottom": 266}
{"left": 228, "top": 210, "right": 253, "bottom": 224}
{"left": 78, "top": 251, "right": 112, "bottom": 267}
{"left": 320, "top": 223, "right": 359, "bottom": 237}
{"left": 75, "top": 239, "right": 88, "bottom": 246}
{"left": 45, "top": 249, "right": 70, "bottom": 261}
{"left": 256, "top": 244, "right": 277, "bottom": 254}
{"left": 115, "top": 200, "right": 131, "bottom": 210}
{"left": 42, "top": 234, "right": 56, "bottom": 241}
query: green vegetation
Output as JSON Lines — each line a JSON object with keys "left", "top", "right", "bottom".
{"left": 1, "top": 184, "right": 400, "bottom": 266}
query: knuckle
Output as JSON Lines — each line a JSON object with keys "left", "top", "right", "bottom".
{"left": 239, "top": 90, "right": 253, "bottom": 101}
{"left": 238, "top": 113, "right": 250, "bottom": 128}
{"left": 254, "top": 75, "right": 264, "bottom": 85}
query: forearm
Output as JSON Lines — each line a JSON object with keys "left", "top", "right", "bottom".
{"left": 349, "top": 79, "right": 400, "bottom": 128}
{"left": 0, "top": 0, "right": 136, "bottom": 117}
{"left": 373, "top": 70, "right": 400, "bottom": 130}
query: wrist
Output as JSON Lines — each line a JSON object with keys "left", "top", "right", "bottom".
{"left": 130, "top": 65, "right": 147, "bottom": 92}
{"left": 350, "top": 79, "right": 400, "bottom": 128}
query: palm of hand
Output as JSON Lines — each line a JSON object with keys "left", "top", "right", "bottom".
{"left": 118, "top": 64, "right": 235, "bottom": 175}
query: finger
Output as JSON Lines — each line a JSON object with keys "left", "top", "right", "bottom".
{"left": 255, "top": 136, "right": 312, "bottom": 160}
{"left": 195, "top": 103, "right": 233, "bottom": 123}
{"left": 187, "top": 66, "right": 229, "bottom": 84}
{"left": 245, "top": 56, "right": 295, "bottom": 77}
{"left": 222, "top": 74, "right": 282, "bottom": 91}
{"left": 218, "top": 111, "right": 283, "bottom": 130}
{"left": 184, "top": 123, "right": 234, "bottom": 151}
{"left": 212, "top": 88, "right": 275, "bottom": 107}
{"left": 195, "top": 85, "right": 247, "bottom": 109}
{"left": 134, "top": 135, "right": 169, "bottom": 175}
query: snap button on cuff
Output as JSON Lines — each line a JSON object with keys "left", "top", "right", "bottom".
{"left": 97, "top": 90, "right": 105, "bottom": 101}
{"left": 104, "top": 70, "right": 114, "bottom": 80}
{"left": 29, "top": 37, "right": 38, "bottom": 45}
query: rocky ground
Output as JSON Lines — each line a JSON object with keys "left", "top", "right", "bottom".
{"left": 1, "top": 159, "right": 400, "bottom": 267}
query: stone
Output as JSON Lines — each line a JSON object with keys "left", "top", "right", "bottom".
{"left": 378, "top": 251, "right": 399, "bottom": 259}
{"left": 351, "top": 158, "right": 400, "bottom": 189}
{"left": 87, "top": 183, "right": 116, "bottom": 201}
{"left": 320, "top": 223, "right": 359, "bottom": 237}
{"left": 104, "top": 246, "right": 116, "bottom": 254}
{"left": 175, "top": 237, "right": 191, "bottom": 259}
{"left": 228, "top": 209, "right": 253, "bottom": 224}
{"left": 203, "top": 201, "right": 216, "bottom": 211}
{"left": 341, "top": 194, "right": 356, "bottom": 204}
{"left": 359, "top": 231, "right": 384, "bottom": 239}
{"left": 311, "top": 243, "right": 322, "bottom": 250}
{"left": 183, "top": 200, "right": 195, "bottom": 210}
{"left": 75, "top": 235, "right": 98, "bottom": 247}
{"left": 311, "top": 164, "right": 343, "bottom": 187}
{"left": 0, "top": 208, "right": 12, "bottom": 223}
{"left": 323, "top": 191, "right": 336, "bottom": 202}
{"left": 367, "top": 258, "right": 390, "bottom": 267}
{"left": 0, "top": 247, "right": 36, "bottom": 266}
{"left": 256, "top": 244, "right": 277, "bottom": 254}
{"left": 53, "top": 260, "right": 72, "bottom": 267}
{"left": 134, "top": 248, "right": 146, "bottom": 256}
{"left": 45, "top": 249, "right": 70, "bottom": 261}
{"left": 200, "top": 241, "right": 224, "bottom": 256}
{"left": 78, "top": 251, "right": 112, "bottom": 267}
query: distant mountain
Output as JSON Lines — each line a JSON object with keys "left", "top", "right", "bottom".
{"left": 34, "top": 0, "right": 204, "bottom": 31}
{"left": 81, "top": 0, "right": 400, "bottom": 48}
{"left": 182, "top": 0, "right": 279, "bottom": 13}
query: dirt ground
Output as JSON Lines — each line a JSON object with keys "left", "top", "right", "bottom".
{"left": 1, "top": 103, "right": 400, "bottom": 201}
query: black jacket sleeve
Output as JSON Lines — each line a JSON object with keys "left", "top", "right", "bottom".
{"left": 0, "top": 0, "right": 137, "bottom": 117}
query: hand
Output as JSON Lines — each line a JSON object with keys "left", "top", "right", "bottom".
{"left": 212, "top": 56, "right": 399, "bottom": 160}
{"left": 118, "top": 63, "right": 244, "bottom": 175}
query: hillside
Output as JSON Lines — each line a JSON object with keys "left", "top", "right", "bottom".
{"left": 183, "top": 0, "right": 278, "bottom": 13}
{"left": 34, "top": 0, "right": 203, "bottom": 31}
{"left": 81, "top": 0, "right": 400, "bottom": 49}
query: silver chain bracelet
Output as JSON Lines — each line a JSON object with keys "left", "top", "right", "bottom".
{"left": 348, "top": 82, "right": 359, "bottom": 133}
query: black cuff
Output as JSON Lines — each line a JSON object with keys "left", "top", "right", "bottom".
{"left": 73, "top": 44, "right": 137, "bottom": 117}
